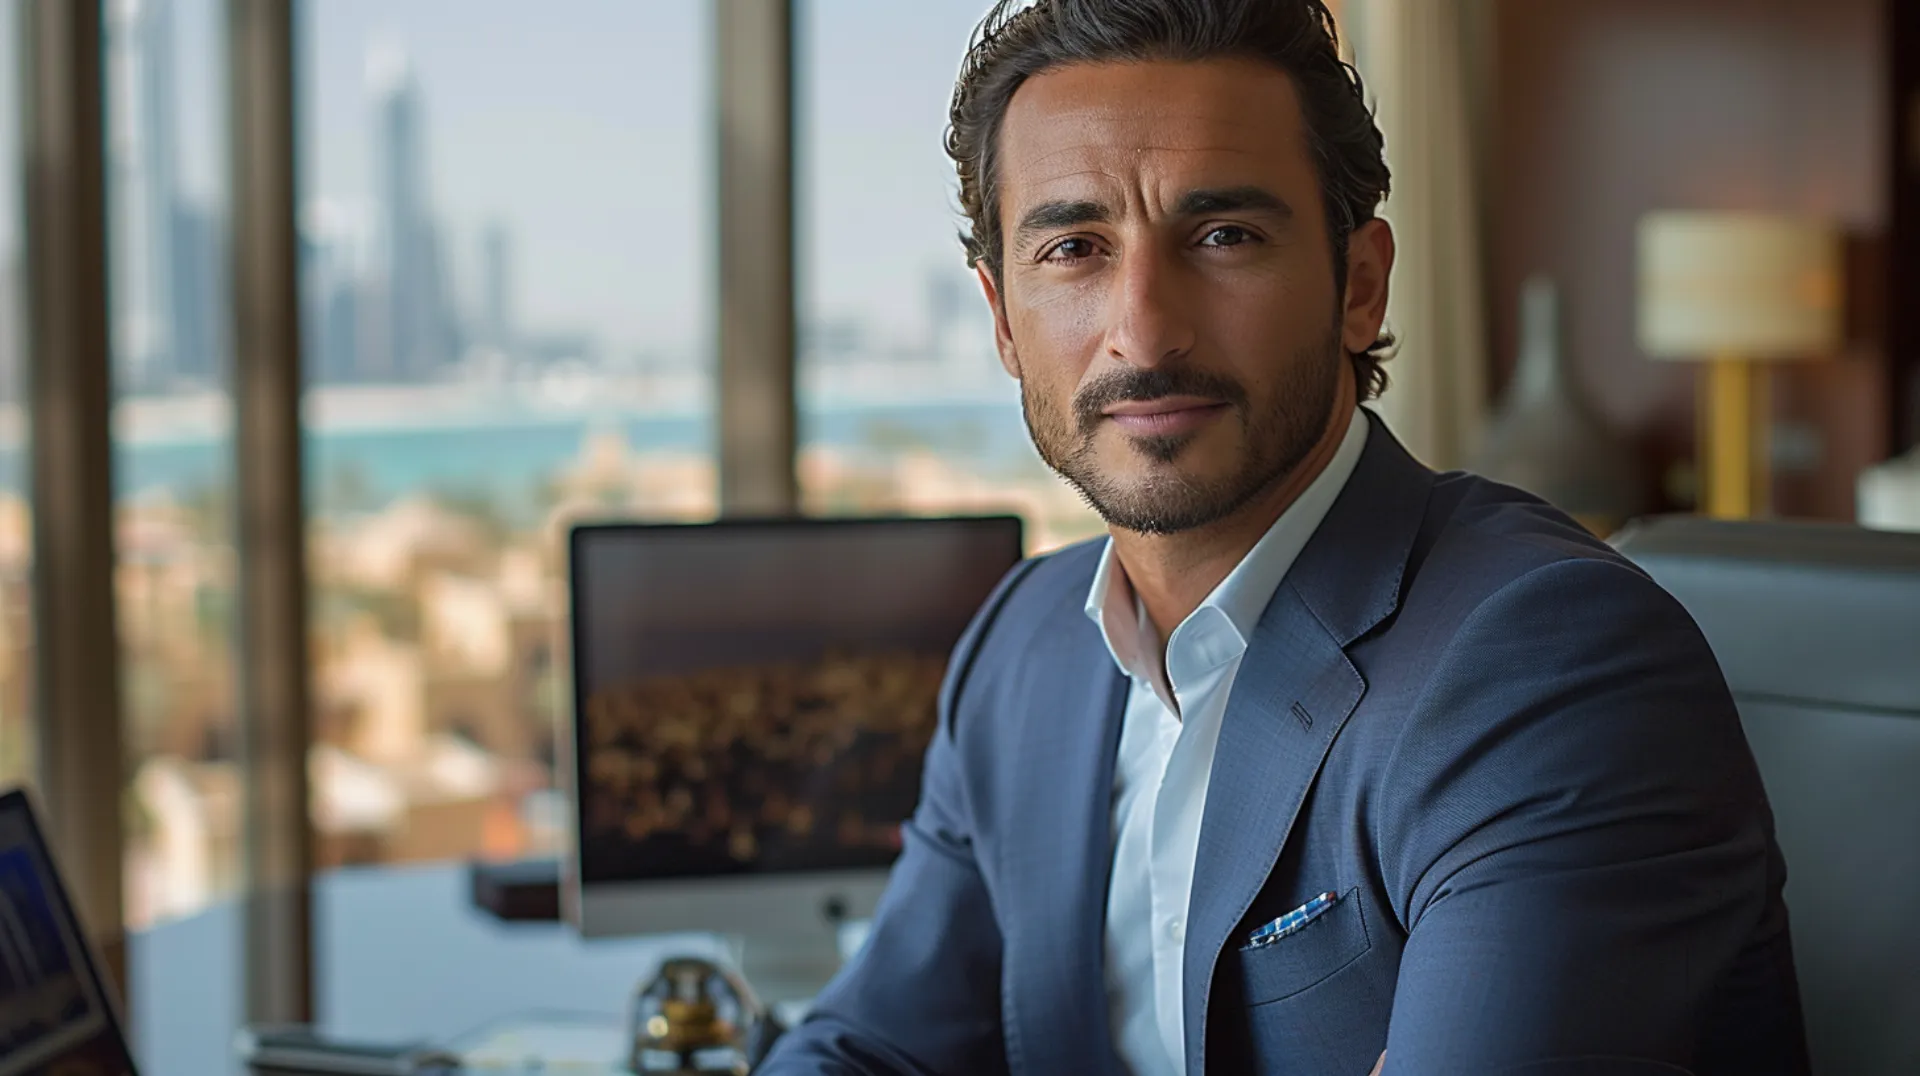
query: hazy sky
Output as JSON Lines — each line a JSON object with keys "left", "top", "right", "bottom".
{"left": 798, "top": 1, "right": 998, "bottom": 347}
{"left": 298, "top": 0, "right": 713, "bottom": 356}
{"left": 0, "top": 0, "right": 999, "bottom": 359}
{"left": 180, "top": 0, "right": 995, "bottom": 360}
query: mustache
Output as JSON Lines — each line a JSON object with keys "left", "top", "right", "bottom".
{"left": 1072, "top": 366, "right": 1248, "bottom": 433}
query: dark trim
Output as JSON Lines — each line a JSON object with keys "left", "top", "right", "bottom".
{"left": 1890, "top": 0, "right": 1920, "bottom": 449}
{"left": 715, "top": 0, "right": 798, "bottom": 515}
{"left": 19, "top": 0, "right": 127, "bottom": 981}
{"left": 228, "top": 0, "right": 314, "bottom": 1025}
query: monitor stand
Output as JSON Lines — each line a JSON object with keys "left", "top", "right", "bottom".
{"left": 720, "top": 925, "right": 849, "bottom": 1016}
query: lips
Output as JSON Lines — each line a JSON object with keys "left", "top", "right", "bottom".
{"left": 1102, "top": 396, "right": 1229, "bottom": 437}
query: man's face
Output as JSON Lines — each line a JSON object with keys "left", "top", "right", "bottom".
{"left": 979, "top": 58, "right": 1386, "bottom": 535}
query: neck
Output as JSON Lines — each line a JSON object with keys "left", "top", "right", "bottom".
{"left": 1113, "top": 395, "right": 1356, "bottom": 644}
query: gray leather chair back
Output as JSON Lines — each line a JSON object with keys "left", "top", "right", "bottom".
{"left": 1615, "top": 517, "right": 1920, "bottom": 1076}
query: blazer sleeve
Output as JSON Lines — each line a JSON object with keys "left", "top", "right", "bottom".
{"left": 1375, "top": 557, "right": 1809, "bottom": 1075}
{"left": 757, "top": 562, "right": 1032, "bottom": 1076}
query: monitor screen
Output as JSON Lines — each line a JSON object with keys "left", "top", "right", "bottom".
{"left": 567, "top": 516, "right": 1023, "bottom": 887}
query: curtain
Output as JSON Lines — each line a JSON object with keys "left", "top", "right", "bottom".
{"left": 1342, "top": 0, "right": 1491, "bottom": 471}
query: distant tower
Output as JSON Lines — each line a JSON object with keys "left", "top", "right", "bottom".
{"left": 925, "top": 265, "right": 962, "bottom": 356}
{"left": 480, "top": 221, "right": 514, "bottom": 356}
{"left": 926, "top": 265, "right": 992, "bottom": 364}
{"left": 105, "top": 0, "right": 182, "bottom": 392}
{"left": 299, "top": 201, "right": 363, "bottom": 385}
{"left": 0, "top": 258, "right": 21, "bottom": 403}
{"left": 367, "top": 42, "right": 453, "bottom": 381}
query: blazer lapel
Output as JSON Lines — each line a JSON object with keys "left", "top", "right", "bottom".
{"left": 999, "top": 599, "right": 1129, "bottom": 1076}
{"left": 1181, "top": 416, "right": 1435, "bottom": 1073}
{"left": 1181, "top": 591, "right": 1362, "bottom": 1073}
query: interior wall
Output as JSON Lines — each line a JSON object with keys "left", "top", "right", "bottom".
{"left": 1489, "top": 0, "right": 1888, "bottom": 519}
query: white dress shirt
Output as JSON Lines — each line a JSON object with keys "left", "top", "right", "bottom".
{"left": 1087, "top": 408, "right": 1370, "bottom": 1076}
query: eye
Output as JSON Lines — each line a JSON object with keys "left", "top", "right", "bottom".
{"left": 1041, "top": 237, "right": 1101, "bottom": 264}
{"left": 1199, "top": 225, "right": 1258, "bottom": 248}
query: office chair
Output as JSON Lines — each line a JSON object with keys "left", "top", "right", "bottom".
{"left": 1615, "top": 516, "right": 1920, "bottom": 1076}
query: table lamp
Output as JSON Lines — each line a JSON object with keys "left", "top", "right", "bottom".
{"left": 1636, "top": 212, "right": 1843, "bottom": 518}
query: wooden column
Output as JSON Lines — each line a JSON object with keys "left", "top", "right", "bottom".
{"left": 715, "top": 0, "right": 798, "bottom": 516}
{"left": 228, "top": 0, "right": 314, "bottom": 1025}
{"left": 19, "top": 0, "right": 127, "bottom": 983}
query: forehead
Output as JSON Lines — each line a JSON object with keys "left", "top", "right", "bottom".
{"left": 996, "top": 57, "right": 1318, "bottom": 213}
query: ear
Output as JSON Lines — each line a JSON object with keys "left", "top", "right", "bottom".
{"left": 1340, "top": 218, "right": 1394, "bottom": 356}
{"left": 976, "top": 263, "right": 1021, "bottom": 380}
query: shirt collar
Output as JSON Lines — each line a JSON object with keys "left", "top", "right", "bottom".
{"left": 1084, "top": 407, "right": 1372, "bottom": 683}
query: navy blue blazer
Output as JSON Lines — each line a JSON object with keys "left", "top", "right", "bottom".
{"left": 763, "top": 419, "right": 1809, "bottom": 1075}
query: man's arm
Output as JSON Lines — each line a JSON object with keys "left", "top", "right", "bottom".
{"left": 1375, "top": 557, "right": 1807, "bottom": 1074}
{"left": 758, "top": 565, "right": 1028, "bottom": 1076}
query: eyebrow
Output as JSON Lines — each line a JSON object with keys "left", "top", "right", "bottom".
{"left": 1011, "top": 186, "right": 1295, "bottom": 250}
{"left": 1013, "top": 199, "right": 1109, "bottom": 246}
{"left": 1174, "top": 186, "right": 1294, "bottom": 219}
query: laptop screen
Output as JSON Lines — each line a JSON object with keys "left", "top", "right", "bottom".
{"left": 0, "top": 790, "right": 137, "bottom": 1076}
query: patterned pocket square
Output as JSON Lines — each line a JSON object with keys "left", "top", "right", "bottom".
{"left": 1243, "top": 890, "right": 1340, "bottom": 950}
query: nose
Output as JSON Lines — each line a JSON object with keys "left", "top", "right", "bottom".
{"left": 1103, "top": 243, "right": 1197, "bottom": 369}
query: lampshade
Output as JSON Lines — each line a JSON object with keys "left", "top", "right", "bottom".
{"left": 1636, "top": 212, "right": 1843, "bottom": 361}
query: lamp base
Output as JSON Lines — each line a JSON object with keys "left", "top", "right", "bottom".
{"left": 1701, "top": 356, "right": 1770, "bottom": 520}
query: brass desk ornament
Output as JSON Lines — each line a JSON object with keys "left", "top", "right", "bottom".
{"left": 630, "top": 957, "right": 782, "bottom": 1074}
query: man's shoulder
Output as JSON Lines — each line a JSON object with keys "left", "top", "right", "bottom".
{"left": 943, "top": 537, "right": 1106, "bottom": 700}
{"left": 1406, "top": 469, "right": 1666, "bottom": 624}
{"left": 980, "top": 535, "right": 1106, "bottom": 634}
{"left": 1360, "top": 470, "right": 1722, "bottom": 693}
{"left": 946, "top": 533, "right": 1100, "bottom": 643}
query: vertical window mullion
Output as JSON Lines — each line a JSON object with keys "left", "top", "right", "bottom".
{"left": 227, "top": 0, "right": 313, "bottom": 1026}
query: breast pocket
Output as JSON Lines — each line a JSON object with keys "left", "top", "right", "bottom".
{"left": 1235, "top": 887, "right": 1394, "bottom": 1075}
{"left": 1238, "top": 886, "right": 1372, "bottom": 1005}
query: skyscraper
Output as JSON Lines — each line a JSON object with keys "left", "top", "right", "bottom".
{"left": 299, "top": 204, "right": 363, "bottom": 387}
{"left": 480, "top": 222, "right": 515, "bottom": 357}
{"left": 0, "top": 258, "right": 21, "bottom": 404}
{"left": 106, "top": 0, "right": 181, "bottom": 393}
{"left": 104, "top": 0, "right": 224, "bottom": 394}
{"left": 367, "top": 43, "right": 455, "bottom": 382}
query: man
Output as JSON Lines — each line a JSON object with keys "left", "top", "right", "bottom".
{"left": 762, "top": 0, "right": 1809, "bottom": 1072}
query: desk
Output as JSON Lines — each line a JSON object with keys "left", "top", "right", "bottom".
{"left": 128, "top": 863, "right": 712, "bottom": 1074}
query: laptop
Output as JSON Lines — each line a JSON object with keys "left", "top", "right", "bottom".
{"left": 0, "top": 788, "right": 138, "bottom": 1076}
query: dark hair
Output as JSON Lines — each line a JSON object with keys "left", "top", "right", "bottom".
{"left": 946, "top": 0, "right": 1395, "bottom": 400}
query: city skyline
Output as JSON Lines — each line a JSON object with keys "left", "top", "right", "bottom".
{"left": 0, "top": 0, "right": 1009, "bottom": 397}
{"left": 298, "top": 0, "right": 999, "bottom": 364}
{"left": 106, "top": 0, "right": 227, "bottom": 394}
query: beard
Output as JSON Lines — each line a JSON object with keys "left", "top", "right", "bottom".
{"left": 1022, "top": 328, "right": 1344, "bottom": 536}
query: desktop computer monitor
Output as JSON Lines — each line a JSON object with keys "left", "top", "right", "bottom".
{"left": 563, "top": 515, "right": 1024, "bottom": 996}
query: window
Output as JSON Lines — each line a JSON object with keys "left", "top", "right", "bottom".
{"left": 796, "top": 0, "right": 1100, "bottom": 551}
{"left": 105, "top": 0, "right": 242, "bottom": 930}
{"left": 298, "top": 0, "right": 714, "bottom": 871}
